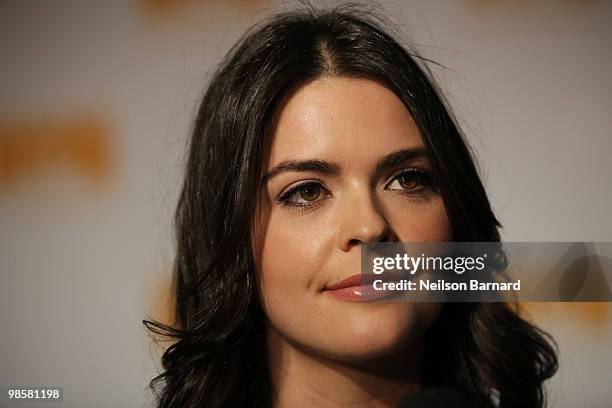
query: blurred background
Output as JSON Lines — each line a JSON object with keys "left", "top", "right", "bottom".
{"left": 1, "top": 0, "right": 610, "bottom": 406}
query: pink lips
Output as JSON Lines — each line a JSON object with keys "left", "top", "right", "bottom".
{"left": 323, "top": 273, "right": 399, "bottom": 302}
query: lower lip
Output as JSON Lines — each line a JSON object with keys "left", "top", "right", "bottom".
{"left": 323, "top": 284, "right": 399, "bottom": 302}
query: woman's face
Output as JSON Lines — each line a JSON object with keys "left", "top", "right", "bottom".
{"left": 252, "top": 77, "right": 452, "bottom": 361}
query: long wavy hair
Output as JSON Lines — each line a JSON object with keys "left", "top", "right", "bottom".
{"left": 144, "top": 4, "right": 558, "bottom": 407}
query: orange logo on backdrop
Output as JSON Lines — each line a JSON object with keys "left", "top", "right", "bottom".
{"left": 140, "top": 0, "right": 266, "bottom": 18}
{"left": 523, "top": 302, "right": 610, "bottom": 328}
{"left": 0, "top": 115, "right": 113, "bottom": 191}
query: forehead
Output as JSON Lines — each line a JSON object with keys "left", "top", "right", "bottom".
{"left": 265, "top": 77, "right": 423, "bottom": 167}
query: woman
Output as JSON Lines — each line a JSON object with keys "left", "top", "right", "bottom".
{"left": 145, "top": 5, "right": 558, "bottom": 407}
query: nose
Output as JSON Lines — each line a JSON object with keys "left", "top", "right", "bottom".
{"left": 336, "top": 188, "right": 394, "bottom": 252}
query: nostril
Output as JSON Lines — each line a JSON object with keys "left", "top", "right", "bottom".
{"left": 380, "top": 228, "right": 398, "bottom": 243}
{"left": 348, "top": 238, "right": 361, "bottom": 247}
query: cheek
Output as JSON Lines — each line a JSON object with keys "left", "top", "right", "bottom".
{"left": 386, "top": 195, "right": 452, "bottom": 242}
{"left": 254, "top": 209, "right": 333, "bottom": 311}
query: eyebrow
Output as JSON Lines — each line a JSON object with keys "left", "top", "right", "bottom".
{"left": 374, "top": 147, "right": 429, "bottom": 173}
{"left": 260, "top": 147, "right": 429, "bottom": 187}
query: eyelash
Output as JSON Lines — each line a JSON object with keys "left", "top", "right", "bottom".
{"left": 276, "top": 168, "right": 435, "bottom": 214}
{"left": 384, "top": 168, "right": 435, "bottom": 196}
{"left": 277, "top": 180, "right": 329, "bottom": 214}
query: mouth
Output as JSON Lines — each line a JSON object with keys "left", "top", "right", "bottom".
{"left": 323, "top": 273, "right": 405, "bottom": 302}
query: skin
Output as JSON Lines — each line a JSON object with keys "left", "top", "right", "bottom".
{"left": 252, "top": 77, "right": 452, "bottom": 407}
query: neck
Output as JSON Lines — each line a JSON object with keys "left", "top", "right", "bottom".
{"left": 267, "top": 325, "right": 424, "bottom": 408}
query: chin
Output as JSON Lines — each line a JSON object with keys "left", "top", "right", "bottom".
{"left": 307, "top": 302, "right": 439, "bottom": 362}
{"left": 266, "top": 300, "right": 442, "bottom": 365}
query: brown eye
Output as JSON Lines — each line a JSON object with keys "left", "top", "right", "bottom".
{"left": 299, "top": 184, "right": 321, "bottom": 201}
{"left": 386, "top": 169, "right": 432, "bottom": 194}
{"left": 397, "top": 173, "right": 420, "bottom": 190}
{"left": 278, "top": 181, "right": 329, "bottom": 208}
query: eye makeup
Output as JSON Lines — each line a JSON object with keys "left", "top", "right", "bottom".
{"left": 276, "top": 179, "right": 332, "bottom": 214}
{"left": 275, "top": 166, "right": 437, "bottom": 215}
{"left": 383, "top": 167, "right": 436, "bottom": 196}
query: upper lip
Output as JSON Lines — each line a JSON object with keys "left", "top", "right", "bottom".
{"left": 324, "top": 272, "right": 404, "bottom": 291}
